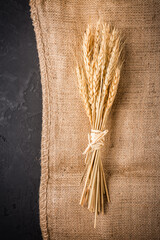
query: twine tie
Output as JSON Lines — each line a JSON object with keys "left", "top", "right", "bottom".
{"left": 83, "top": 129, "right": 108, "bottom": 155}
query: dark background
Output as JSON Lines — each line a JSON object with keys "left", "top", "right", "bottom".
{"left": 0, "top": 0, "right": 42, "bottom": 239}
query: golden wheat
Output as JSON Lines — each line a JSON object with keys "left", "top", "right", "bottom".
{"left": 76, "top": 19, "right": 124, "bottom": 228}
{"left": 76, "top": 64, "right": 92, "bottom": 124}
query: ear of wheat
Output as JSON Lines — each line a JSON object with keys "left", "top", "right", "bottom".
{"left": 76, "top": 19, "right": 124, "bottom": 228}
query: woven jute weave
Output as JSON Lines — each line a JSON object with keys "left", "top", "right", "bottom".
{"left": 29, "top": 0, "right": 160, "bottom": 239}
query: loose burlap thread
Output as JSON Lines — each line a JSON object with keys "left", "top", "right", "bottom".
{"left": 30, "top": 0, "right": 160, "bottom": 239}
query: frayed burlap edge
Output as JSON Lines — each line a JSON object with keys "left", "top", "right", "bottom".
{"left": 29, "top": 0, "right": 50, "bottom": 239}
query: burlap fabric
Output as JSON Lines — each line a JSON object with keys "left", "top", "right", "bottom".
{"left": 29, "top": 0, "right": 160, "bottom": 239}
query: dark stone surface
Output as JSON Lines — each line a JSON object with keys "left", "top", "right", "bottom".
{"left": 0, "top": 0, "right": 42, "bottom": 239}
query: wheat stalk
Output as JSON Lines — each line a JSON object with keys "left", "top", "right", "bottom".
{"left": 76, "top": 64, "right": 92, "bottom": 124}
{"left": 76, "top": 19, "right": 124, "bottom": 228}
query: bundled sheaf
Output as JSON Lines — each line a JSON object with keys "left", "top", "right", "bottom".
{"left": 76, "top": 19, "right": 124, "bottom": 228}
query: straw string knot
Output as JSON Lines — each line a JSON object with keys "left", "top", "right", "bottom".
{"left": 83, "top": 129, "right": 108, "bottom": 154}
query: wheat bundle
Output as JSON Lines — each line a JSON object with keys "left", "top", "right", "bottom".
{"left": 76, "top": 19, "right": 124, "bottom": 228}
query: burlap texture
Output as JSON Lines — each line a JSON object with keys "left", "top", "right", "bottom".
{"left": 30, "top": 0, "right": 160, "bottom": 239}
